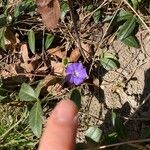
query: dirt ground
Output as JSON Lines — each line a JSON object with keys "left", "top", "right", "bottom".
{"left": 77, "top": 30, "right": 150, "bottom": 143}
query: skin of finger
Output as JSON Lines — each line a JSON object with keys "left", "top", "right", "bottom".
{"left": 38, "top": 100, "right": 78, "bottom": 150}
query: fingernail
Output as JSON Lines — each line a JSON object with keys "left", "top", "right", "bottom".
{"left": 55, "top": 100, "right": 78, "bottom": 124}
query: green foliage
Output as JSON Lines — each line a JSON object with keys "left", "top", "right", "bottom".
{"left": 0, "top": 95, "right": 7, "bottom": 102}
{"left": 0, "top": 27, "right": 6, "bottom": 51}
{"left": 85, "top": 126, "right": 102, "bottom": 143}
{"left": 63, "top": 57, "right": 69, "bottom": 66}
{"left": 13, "top": 0, "right": 36, "bottom": 19}
{"left": 122, "top": 35, "right": 140, "bottom": 48}
{"left": 34, "top": 81, "right": 44, "bottom": 98}
{"left": 45, "top": 34, "right": 54, "bottom": 50}
{"left": 100, "top": 52, "right": 119, "bottom": 71}
{"left": 29, "top": 101, "right": 43, "bottom": 138}
{"left": 84, "top": 4, "right": 102, "bottom": 23}
{"left": 61, "top": 0, "right": 70, "bottom": 20}
{"left": 117, "top": 10, "right": 140, "bottom": 48}
{"left": 70, "top": 89, "right": 81, "bottom": 109}
{"left": 19, "top": 83, "right": 37, "bottom": 101}
{"left": 130, "top": 0, "right": 140, "bottom": 10}
{"left": 117, "top": 10, "right": 133, "bottom": 22}
{"left": 112, "top": 112, "right": 128, "bottom": 139}
{"left": 28, "top": 29, "right": 35, "bottom": 54}
{"left": 19, "top": 82, "right": 43, "bottom": 137}
{"left": 93, "top": 10, "right": 102, "bottom": 23}
{"left": 0, "top": 14, "right": 7, "bottom": 27}
{"left": 117, "top": 16, "right": 136, "bottom": 40}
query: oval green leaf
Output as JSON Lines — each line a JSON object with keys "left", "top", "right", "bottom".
{"left": 93, "top": 10, "right": 101, "bottom": 23}
{"left": 19, "top": 83, "right": 37, "bottom": 101}
{"left": 0, "top": 14, "right": 7, "bottom": 27}
{"left": 131, "top": 0, "right": 139, "bottom": 10}
{"left": 100, "top": 58, "right": 119, "bottom": 71}
{"left": 29, "top": 101, "right": 43, "bottom": 138}
{"left": 0, "top": 27, "right": 6, "bottom": 51}
{"left": 115, "top": 116, "right": 128, "bottom": 139}
{"left": 85, "top": 126, "right": 102, "bottom": 143}
{"left": 101, "top": 52, "right": 118, "bottom": 60}
{"left": 118, "top": 17, "right": 136, "bottom": 40}
{"left": 45, "top": 34, "right": 54, "bottom": 50}
{"left": 117, "top": 10, "right": 133, "bottom": 22}
{"left": 35, "top": 81, "right": 44, "bottom": 98}
{"left": 121, "top": 35, "right": 140, "bottom": 48}
{"left": 28, "top": 29, "right": 35, "bottom": 54}
{"left": 61, "top": 1, "right": 69, "bottom": 20}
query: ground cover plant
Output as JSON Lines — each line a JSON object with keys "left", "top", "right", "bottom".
{"left": 0, "top": 0, "right": 150, "bottom": 149}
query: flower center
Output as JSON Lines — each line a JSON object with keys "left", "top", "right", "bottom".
{"left": 73, "top": 71, "right": 78, "bottom": 77}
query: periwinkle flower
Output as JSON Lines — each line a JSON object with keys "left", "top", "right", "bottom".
{"left": 66, "top": 63, "right": 88, "bottom": 85}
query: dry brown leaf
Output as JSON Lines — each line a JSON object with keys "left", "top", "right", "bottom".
{"left": 20, "top": 63, "right": 34, "bottom": 73}
{"left": 47, "top": 83, "right": 63, "bottom": 94}
{"left": 36, "top": 0, "right": 52, "bottom": 7}
{"left": 5, "top": 64, "right": 17, "bottom": 75}
{"left": 20, "top": 44, "right": 30, "bottom": 63}
{"left": 43, "top": 74, "right": 63, "bottom": 86}
{"left": 42, "top": 74, "right": 63, "bottom": 94}
{"left": 51, "top": 61, "right": 64, "bottom": 75}
{"left": 35, "top": 66, "right": 48, "bottom": 74}
{"left": 5, "top": 28, "right": 20, "bottom": 44}
{"left": 81, "top": 43, "right": 92, "bottom": 58}
{"left": 47, "top": 47, "right": 65, "bottom": 59}
{"left": 37, "top": 0, "right": 60, "bottom": 30}
{"left": 0, "top": 64, "right": 17, "bottom": 79}
{"left": 69, "top": 48, "right": 81, "bottom": 62}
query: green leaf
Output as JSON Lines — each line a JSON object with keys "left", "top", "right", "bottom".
{"left": 13, "top": 5, "right": 20, "bottom": 19}
{"left": 131, "top": 0, "right": 139, "bottom": 10}
{"left": 62, "top": 57, "right": 69, "bottom": 66}
{"left": 0, "top": 27, "right": 6, "bottom": 51}
{"left": 29, "top": 101, "right": 43, "bottom": 138}
{"left": 45, "top": 34, "right": 54, "bottom": 49}
{"left": 93, "top": 10, "right": 101, "bottom": 23}
{"left": 85, "top": 126, "right": 102, "bottom": 143}
{"left": 115, "top": 116, "right": 127, "bottom": 139}
{"left": 118, "top": 17, "right": 136, "bottom": 40}
{"left": 121, "top": 35, "right": 140, "bottom": 48}
{"left": 101, "top": 52, "right": 118, "bottom": 61}
{"left": 0, "top": 95, "right": 7, "bottom": 102}
{"left": 0, "top": 14, "right": 7, "bottom": 27}
{"left": 28, "top": 29, "right": 35, "bottom": 54}
{"left": 112, "top": 111, "right": 116, "bottom": 126}
{"left": 19, "top": 83, "right": 37, "bottom": 101}
{"left": 117, "top": 10, "right": 133, "bottom": 22}
{"left": 61, "top": 1, "right": 69, "bottom": 20}
{"left": 84, "top": 4, "right": 94, "bottom": 12}
{"left": 70, "top": 89, "right": 81, "bottom": 109}
{"left": 35, "top": 81, "right": 44, "bottom": 98}
{"left": 100, "top": 58, "right": 119, "bottom": 71}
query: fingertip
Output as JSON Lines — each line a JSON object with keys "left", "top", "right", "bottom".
{"left": 39, "top": 99, "right": 78, "bottom": 150}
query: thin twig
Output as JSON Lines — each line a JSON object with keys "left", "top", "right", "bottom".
{"left": 98, "top": 138, "right": 150, "bottom": 149}
{"left": 67, "top": 0, "right": 87, "bottom": 61}
{"left": 89, "top": 1, "right": 123, "bottom": 73}
{"left": 124, "top": 92, "right": 150, "bottom": 124}
{"left": 123, "top": 0, "right": 150, "bottom": 34}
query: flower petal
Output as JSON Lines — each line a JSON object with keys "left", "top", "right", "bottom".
{"left": 66, "top": 64, "right": 75, "bottom": 74}
{"left": 72, "top": 63, "right": 83, "bottom": 70}
{"left": 66, "top": 74, "right": 74, "bottom": 84}
{"left": 73, "top": 77, "right": 84, "bottom": 85}
{"left": 77, "top": 68, "right": 88, "bottom": 79}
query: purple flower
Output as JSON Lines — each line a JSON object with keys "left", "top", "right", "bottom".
{"left": 65, "top": 63, "right": 88, "bottom": 85}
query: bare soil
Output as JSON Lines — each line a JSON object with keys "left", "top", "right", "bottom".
{"left": 77, "top": 30, "right": 150, "bottom": 144}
